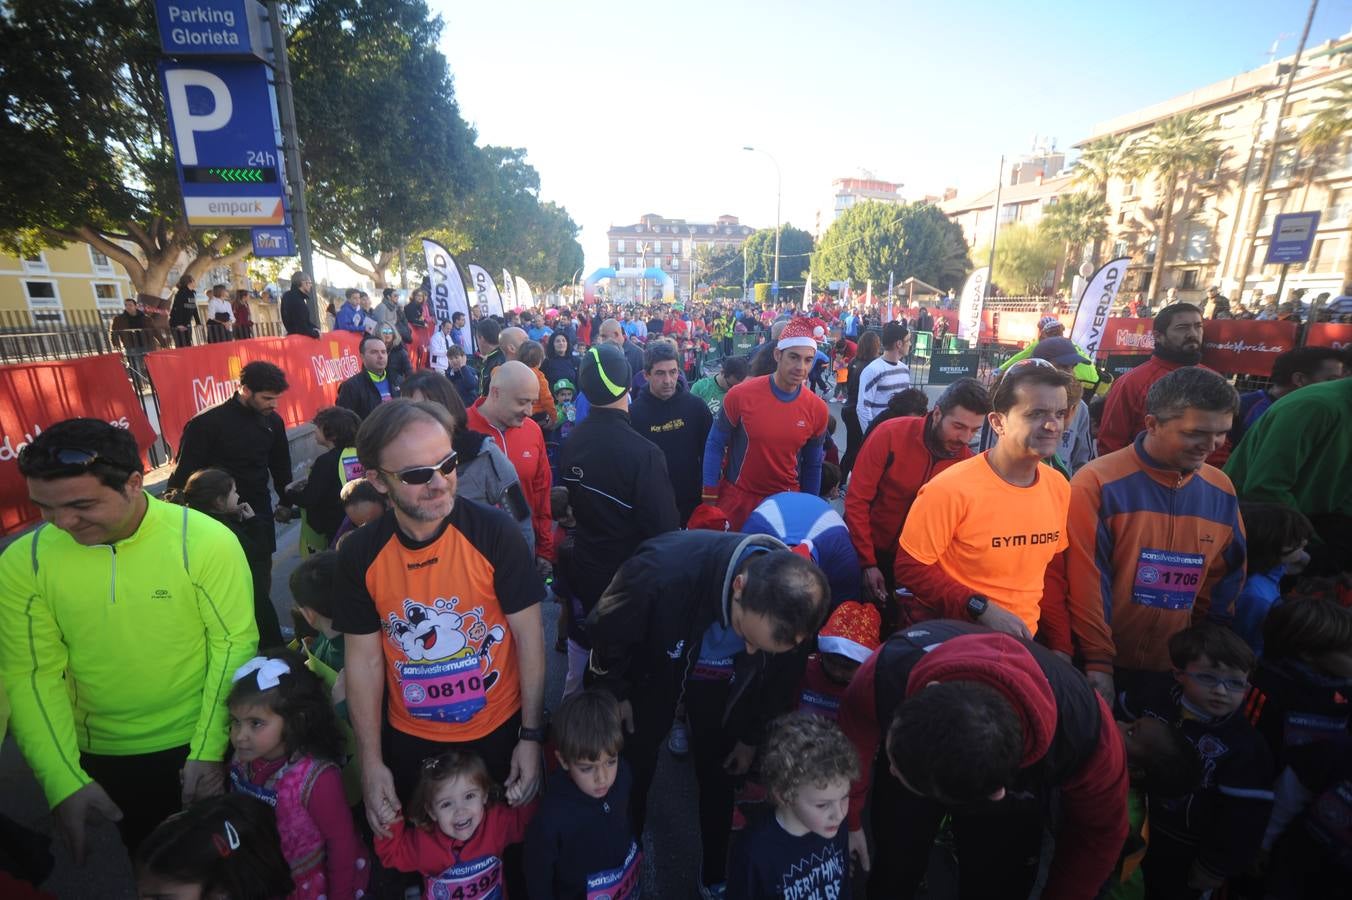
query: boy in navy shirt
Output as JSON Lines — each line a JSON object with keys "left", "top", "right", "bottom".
{"left": 728, "top": 712, "right": 857, "bottom": 899}
{"left": 525, "top": 690, "right": 640, "bottom": 899}
{"left": 1120, "top": 623, "right": 1274, "bottom": 898}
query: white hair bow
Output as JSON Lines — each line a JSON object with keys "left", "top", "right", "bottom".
{"left": 232, "top": 656, "right": 292, "bottom": 690}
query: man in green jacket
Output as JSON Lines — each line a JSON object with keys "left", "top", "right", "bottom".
{"left": 0, "top": 419, "right": 257, "bottom": 861}
{"left": 1226, "top": 375, "right": 1352, "bottom": 576}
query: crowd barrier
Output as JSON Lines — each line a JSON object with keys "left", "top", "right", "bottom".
{"left": 0, "top": 332, "right": 364, "bottom": 535}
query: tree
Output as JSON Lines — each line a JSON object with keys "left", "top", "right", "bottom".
{"left": 418, "top": 146, "right": 583, "bottom": 290}
{"left": 289, "top": 0, "right": 476, "bottom": 288}
{"left": 1070, "top": 134, "right": 1130, "bottom": 265}
{"left": 693, "top": 243, "right": 744, "bottom": 289}
{"left": 1126, "top": 113, "right": 1221, "bottom": 299}
{"left": 1041, "top": 192, "right": 1110, "bottom": 274}
{"left": 811, "top": 201, "right": 972, "bottom": 292}
{"left": 742, "top": 225, "right": 814, "bottom": 285}
{"left": 1299, "top": 77, "right": 1352, "bottom": 292}
{"left": 975, "top": 222, "right": 1062, "bottom": 295}
{"left": 0, "top": 0, "right": 251, "bottom": 297}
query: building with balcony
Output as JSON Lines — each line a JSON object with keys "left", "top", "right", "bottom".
{"left": 1077, "top": 32, "right": 1352, "bottom": 304}
{"left": 830, "top": 175, "right": 904, "bottom": 222}
{"left": 1, "top": 243, "right": 137, "bottom": 325}
{"left": 606, "top": 213, "right": 755, "bottom": 298}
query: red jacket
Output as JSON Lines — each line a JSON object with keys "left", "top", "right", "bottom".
{"left": 1097, "top": 354, "right": 1230, "bottom": 465}
{"left": 843, "top": 413, "right": 970, "bottom": 568}
{"left": 375, "top": 801, "right": 536, "bottom": 894}
{"left": 839, "top": 626, "right": 1128, "bottom": 900}
{"left": 468, "top": 400, "right": 553, "bottom": 560}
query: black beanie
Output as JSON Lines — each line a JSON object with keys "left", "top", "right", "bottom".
{"left": 578, "top": 343, "right": 631, "bottom": 405}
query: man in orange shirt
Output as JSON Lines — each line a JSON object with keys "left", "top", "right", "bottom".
{"left": 895, "top": 361, "right": 1073, "bottom": 637}
{"left": 334, "top": 399, "right": 546, "bottom": 838}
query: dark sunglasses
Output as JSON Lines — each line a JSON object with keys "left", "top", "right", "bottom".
{"left": 380, "top": 450, "right": 457, "bottom": 485}
{"left": 17, "top": 445, "right": 132, "bottom": 473}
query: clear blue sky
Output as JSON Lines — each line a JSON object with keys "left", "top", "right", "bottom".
{"left": 433, "top": 0, "right": 1351, "bottom": 275}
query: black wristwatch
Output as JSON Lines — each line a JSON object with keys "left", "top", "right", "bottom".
{"left": 517, "top": 725, "right": 547, "bottom": 743}
{"left": 966, "top": 595, "right": 989, "bottom": 621}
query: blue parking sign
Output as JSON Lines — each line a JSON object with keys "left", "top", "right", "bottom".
{"left": 1265, "top": 212, "right": 1321, "bottom": 264}
{"left": 159, "top": 60, "right": 287, "bottom": 227}
{"left": 252, "top": 227, "right": 294, "bottom": 257}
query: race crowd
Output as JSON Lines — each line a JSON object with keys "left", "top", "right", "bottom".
{"left": 2, "top": 269, "right": 1352, "bottom": 900}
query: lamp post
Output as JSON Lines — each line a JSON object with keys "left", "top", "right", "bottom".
{"left": 743, "top": 146, "right": 782, "bottom": 295}
{"left": 688, "top": 225, "right": 697, "bottom": 305}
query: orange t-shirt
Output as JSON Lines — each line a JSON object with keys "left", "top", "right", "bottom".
{"left": 333, "top": 502, "right": 544, "bottom": 742}
{"left": 899, "top": 453, "right": 1069, "bottom": 632}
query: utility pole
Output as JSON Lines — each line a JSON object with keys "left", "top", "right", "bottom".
{"left": 266, "top": 0, "right": 319, "bottom": 326}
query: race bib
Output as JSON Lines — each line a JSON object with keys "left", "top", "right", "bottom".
{"left": 1283, "top": 711, "right": 1348, "bottom": 748}
{"left": 1131, "top": 548, "right": 1203, "bottom": 610}
{"left": 399, "top": 655, "right": 487, "bottom": 723}
{"left": 798, "top": 688, "right": 842, "bottom": 721}
{"left": 587, "top": 841, "right": 642, "bottom": 900}
{"left": 691, "top": 655, "right": 735, "bottom": 682}
{"left": 427, "top": 854, "right": 502, "bottom": 900}
{"left": 228, "top": 769, "right": 278, "bottom": 807}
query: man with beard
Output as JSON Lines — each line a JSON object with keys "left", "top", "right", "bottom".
{"left": 1062, "top": 367, "right": 1245, "bottom": 704}
{"left": 844, "top": 378, "right": 989, "bottom": 620}
{"left": 333, "top": 400, "right": 546, "bottom": 837}
{"left": 894, "top": 361, "right": 1073, "bottom": 640}
{"left": 1097, "top": 303, "right": 1214, "bottom": 458}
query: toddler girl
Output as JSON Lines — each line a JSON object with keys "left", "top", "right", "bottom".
{"left": 228, "top": 652, "right": 369, "bottom": 899}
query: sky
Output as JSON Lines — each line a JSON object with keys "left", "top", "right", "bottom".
{"left": 434, "top": 0, "right": 1352, "bottom": 275}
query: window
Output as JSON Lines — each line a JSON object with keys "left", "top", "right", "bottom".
{"left": 22, "top": 252, "right": 48, "bottom": 274}
{"left": 1215, "top": 109, "right": 1239, "bottom": 129}
{"left": 1144, "top": 235, "right": 1158, "bottom": 262}
{"left": 1259, "top": 198, "right": 1284, "bottom": 233}
{"left": 23, "top": 280, "right": 63, "bottom": 323}
{"left": 616, "top": 239, "right": 626, "bottom": 252}
{"left": 1272, "top": 146, "right": 1298, "bottom": 182}
{"left": 1182, "top": 221, "right": 1211, "bottom": 261}
{"left": 89, "top": 247, "right": 114, "bottom": 274}
{"left": 997, "top": 203, "right": 1018, "bottom": 224}
{"left": 1324, "top": 188, "right": 1350, "bottom": 225}
{"left": 672, "top": 240, "right": 681, "bottom": 255}
{"left": 1112, "top": 239, "right": 1129, "bottom": 258}
{"left": 1310, "top": 238, "right": 1341, "bottom": 273}
{"left": 93, "top": 282, "right": 123, "bottom": 309}
{"left": 1180, "top": 269, "right": 1200, "bottom": 290}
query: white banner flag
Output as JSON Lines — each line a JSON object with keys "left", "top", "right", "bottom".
{"left": 801, "top": 272, "right": 813, "bottom": 312}
{"left": 468, "top": 264, "right": 504, "bottom": 317}
{"left": 514, "top": 275, "right": 536, "bottom": 309}
{"left": 421, "top": 239, "right": 472, "bottom": 353}
{"left": 1069, "top": 257, "right": 1131, "bottom": 359}
{"left": 501, "top": 269, "right": 517, "bottom": 310}
{"left": 957, "top": 266, "right": 989, "bottom": 342}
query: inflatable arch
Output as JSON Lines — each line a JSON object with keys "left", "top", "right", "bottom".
{"left": 582, "top": 266, "right": 675, "bottom": 304}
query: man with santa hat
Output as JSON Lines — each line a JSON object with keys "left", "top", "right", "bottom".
{"left": 701, "top": 318, "right": 830, "bottom": 529}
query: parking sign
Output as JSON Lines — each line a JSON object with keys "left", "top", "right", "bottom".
{"left": 1265, "top": 212, "right": 1321, "bottom": 265}
{"left": 159, "top": 60, "right": 287, "bottom": 227}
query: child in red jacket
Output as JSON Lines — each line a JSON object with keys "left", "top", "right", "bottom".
{"left": 375, "top": 750, "right": 537, "bottom": 899}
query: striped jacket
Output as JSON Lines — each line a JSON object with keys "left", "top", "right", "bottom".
{"left": 1064, "top": 436, "right": 1247, "bottom": 673}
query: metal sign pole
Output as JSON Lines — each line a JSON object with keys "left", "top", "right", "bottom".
{"left": 266, "top": 1, "right": 319, "bottom": 326}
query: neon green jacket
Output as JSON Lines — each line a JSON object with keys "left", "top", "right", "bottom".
{"left": 0, "top": 495, "right": 257, "bottom": 807}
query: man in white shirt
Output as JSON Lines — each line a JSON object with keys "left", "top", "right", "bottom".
{"left": 857, "top": 320, "right": 912, "bottom": 434}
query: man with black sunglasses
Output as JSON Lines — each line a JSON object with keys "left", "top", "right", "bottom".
{"left": 0, "top": 418, "right": 256, "bottom": 865}
{"left": 333, "top": 399, "right": 547, "bottom": 853}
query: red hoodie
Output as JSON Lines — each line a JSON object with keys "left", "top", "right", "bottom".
{"left": 1097, "top": 354, "right": 1229, "bottom": 465}
{"left": 839, "top": 628, "right": 1127, "bottom": 900}
{"left": 468, "top": 399, "right": 553, "bottom": 561}
{"left": 375, "top": 800, "right": 537, "bottom": 898}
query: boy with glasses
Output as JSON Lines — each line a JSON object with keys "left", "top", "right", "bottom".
{"left": 1118, "top": 623, "right": 1274, "bottom": 898}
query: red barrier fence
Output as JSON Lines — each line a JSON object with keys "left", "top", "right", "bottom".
{"left": 1, "top": 333, "right": 364, "bottom": 535}
{"left": 0, "top": 355, "right": 157, "bottom": 535}
{"left": 145, "top": 332, "right": 364, "bottom": 453}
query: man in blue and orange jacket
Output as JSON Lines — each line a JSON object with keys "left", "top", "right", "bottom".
{"left": 1061, "top": 366, "right": 1247, "bottom": 703}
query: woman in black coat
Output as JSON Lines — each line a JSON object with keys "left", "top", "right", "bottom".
{"left": 541, "top": 329, "right": 579, "bottom": 387}
{"left": 169, "top": 274, "right": 201, "bottom": 347}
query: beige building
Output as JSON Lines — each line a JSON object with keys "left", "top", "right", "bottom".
{"left": 1079, "top": 32, "right": 1352, "bottom": 304}
{"left": 606, "top": 213, "right": 755, "bottom": 298}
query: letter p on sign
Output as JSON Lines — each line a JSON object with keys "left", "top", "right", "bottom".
{"left": 163, "top": 69, "right": 232, "bottom": 165}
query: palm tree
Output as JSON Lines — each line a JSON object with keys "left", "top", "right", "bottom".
{"left": 1127, "top": 113, "right": 1222, "bottom": 300}
{"left": 1300, "top": 77, "right": 1352, "bottom": 292}
{"left": 1041, "top": 192, "right": 1110, "bottom": 274}
{"left": 1070, "top": 135, "right": 1129, "bottom": 264}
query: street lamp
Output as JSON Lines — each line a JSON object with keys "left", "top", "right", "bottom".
{"left": 743, "top": 146, "right": 782, "bottom": 296}
{"left": 688, "top": 225, "right": 697, "bottom": 304}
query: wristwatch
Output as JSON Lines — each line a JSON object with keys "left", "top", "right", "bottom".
{"left": 518, "top": 725, "right": 547, "bottom": 743}
{"left": 966, "top": 595, "right": 990, "bottom": 621}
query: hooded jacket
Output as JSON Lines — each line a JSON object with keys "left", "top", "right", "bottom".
{"left": 1062, "top": 435, "right": 1246, "bottom": 674}
{"left": 453, "top": 428, "right": 534, "bottom": 553}
{"left": 843, "top": 411, "right": 971, "bottom": 568}
{"left": 839, "top": 621, "right": 1128, "bottom": 900}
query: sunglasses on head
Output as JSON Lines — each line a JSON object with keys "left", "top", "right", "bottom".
{"left": 1006, "top": 357, "right": 1056, "bottom": 372}
{"left": 17, "top": 445, "right": 134, "bottom": 473}
{"left": 380, "top": 450, "right": 457, "bottom": 485}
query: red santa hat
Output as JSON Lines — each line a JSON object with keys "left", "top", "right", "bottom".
{"left": 686, "top": 505, "right": 731, "bottom": 532}
{"left": 816, "top": 600, "right": 882, "bottom": 663}
{"left": 777, "top": 317, "right": 825, "bottom": 351}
